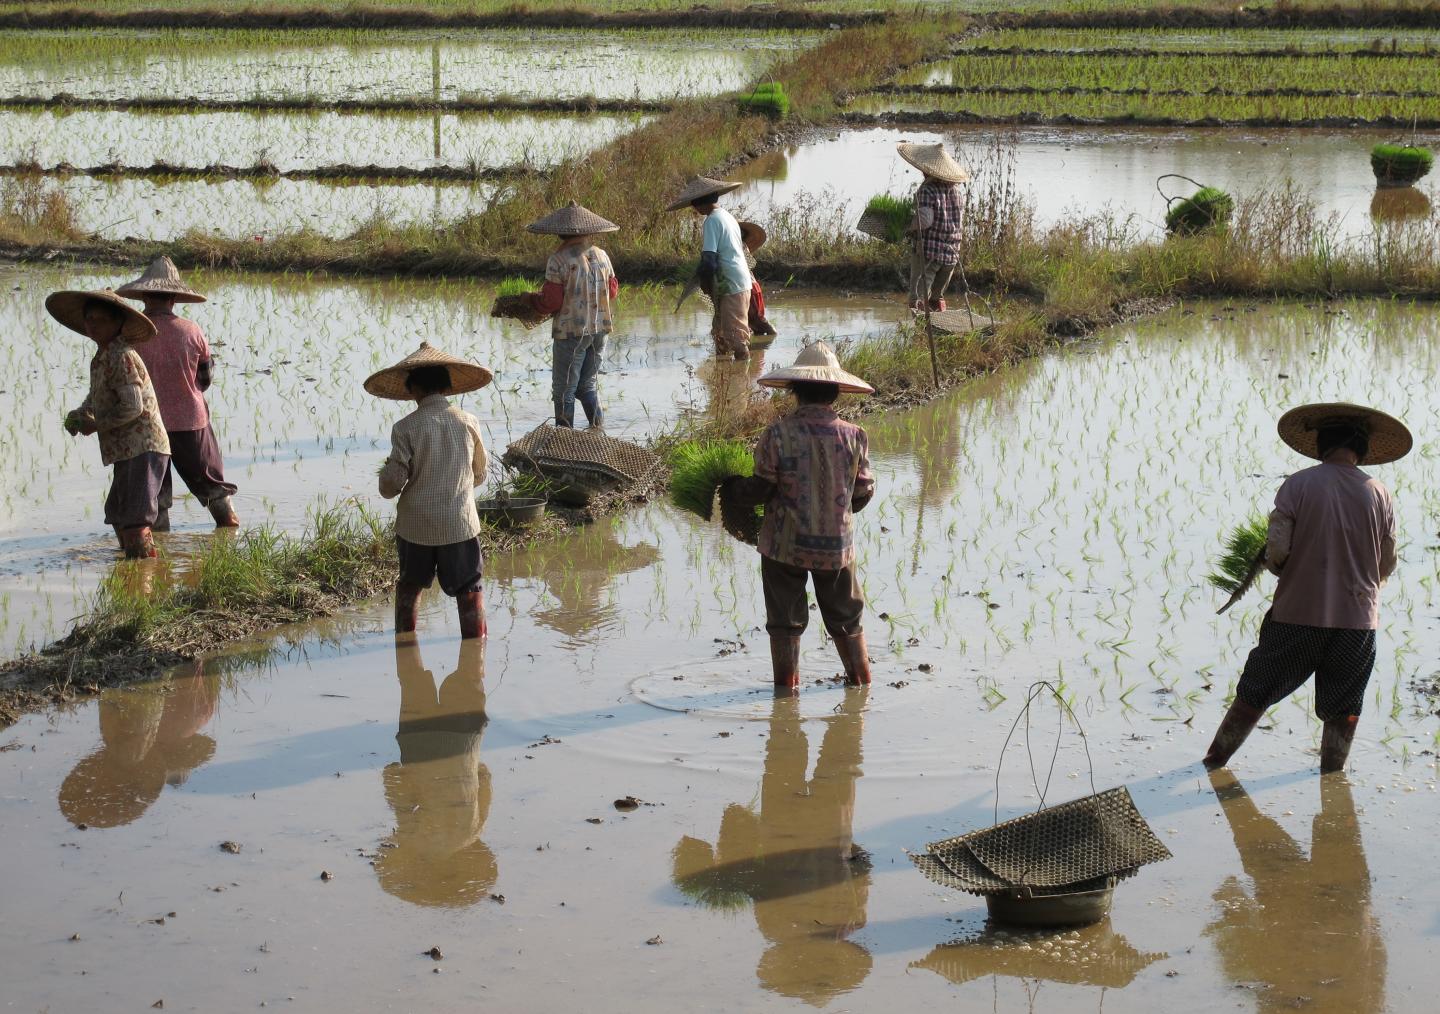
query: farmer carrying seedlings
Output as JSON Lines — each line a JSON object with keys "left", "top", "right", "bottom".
{"left": 1204, "top": 403, "right": 1411, "bottom": 774}
{"left": 52, "top": 289, "right": 170, "bottom": 560}
{"left": 668, "top": 175, "right": 753, "bottom": 360}
{"left": 117, "top": 257, "right": 239, "bottom": 530}
{"left": 898, "top": 142, "right": 968, "bottom": 314}
{"left": 366, "top": 343, "right": 494, "bottom": 640}
{"left": 521, "top": 202, "right": 620, "bottom": 429}
{"left": 725, "top": 342, "right": 876, "bottom": 689}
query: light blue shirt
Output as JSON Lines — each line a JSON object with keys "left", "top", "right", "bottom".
{"left": 701, "top": 206, "right": 752, "bottom": 296}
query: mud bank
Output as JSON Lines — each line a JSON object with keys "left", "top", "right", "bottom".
{"left": 1, "top": 160, "right": 531, "bottom": 185}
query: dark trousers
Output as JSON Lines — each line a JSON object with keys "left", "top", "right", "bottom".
{"left": 1236, "top": 612, "right": 1377, "bottom": 720}
{"left": 159, "top": 425, "right": 236, "bottom": 511}
{"left": 761, "top": 556, "right": 865, "bottom": 638}
{"left": 105, "top": 451, "right": 170, "bottom": 529}
{"left": 397, "top": 536, "right": 484, "bottom": 597}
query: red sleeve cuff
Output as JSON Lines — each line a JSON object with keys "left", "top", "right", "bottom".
{"left": 531, "top": 281, "right": 565, "bottom": 315}
{"left": 608, "top": 275, "right": 619, "bottom": 299}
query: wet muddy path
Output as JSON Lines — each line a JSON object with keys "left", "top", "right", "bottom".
{"left": 2, "top": 300, "right": 1436, "bottom": 1011}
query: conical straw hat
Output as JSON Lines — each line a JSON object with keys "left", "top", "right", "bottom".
{"left": 666, "top": 175, "right": 743, "bottom": 212}
{"left": 526, "top": 201, "right": 619, "bottom": 236}
{"left": 757, "top": 341, "right": 873, "bottom": 395}
{"left": 739, "top": 221, "right": 767, "bottom": 252}
{"left": 45, "top": 289, "right": 158, "bottom": 344}
{"left": 897, "top": 142, "right": 969, "bottom": 184}
{"left": 116, "top": 256, "right": 206, "bottom": 303}
{"left": 1277, "top": 402, "right": 1411, "bottom": 465}
{"left": 364, "top": 342, "right": 494, "bottom": 400}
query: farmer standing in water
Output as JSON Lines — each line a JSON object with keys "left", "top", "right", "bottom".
{"left": 1204, "top": 403, "right": 1409, "bottom": 774}
{"left": 899, "top": 142, "right": 968, "bottom": 315}
{"left": 668, "top": 175, "right": 753, "bottom": 361}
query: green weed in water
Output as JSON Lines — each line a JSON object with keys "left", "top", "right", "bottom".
{"left": 668, "top": 439, "right": 754, "bottom": 520}
{"left": 1207, "top": 515, "right": 1268, "bottom": 596}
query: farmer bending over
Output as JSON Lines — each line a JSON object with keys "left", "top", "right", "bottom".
{"left": 367, "top": 344, "right": 493, "bottom": 639}
{"left": 668, "top": 175, "right": 752, "bottom": 361}
{"left": 1204, "top": 403, "right": 1409, "bottom": 774}
{"left": 898, "top": 142, "right": 968, "bottom": 314}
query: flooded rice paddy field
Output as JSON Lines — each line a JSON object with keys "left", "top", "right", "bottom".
{"left": 958, "top": 27, "right": 1440, "bottom": 52}
{"left": 1, "top": 107, "right": 648, "bottom": 172}
{"left": 0, "top": 262, "right": 903, "bottom": 658}
{"left": 2, "top": 300, "right": 1439, "bottom": 1011}
{"left": 0, "top": 28, "right": 816, "bottom": 103}
{"left": 737, "top": 125, "right": 1439, "bottom": 244}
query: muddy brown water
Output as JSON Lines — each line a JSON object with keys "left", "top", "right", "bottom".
{"left": 0, "top": 262, "right": 905, "bottom": 657}
{"left": 1, "top": 299, "right": 1437, "bottom": 1011}
{"left": 734, "top": 125, "right": 1439, "bottom": 244}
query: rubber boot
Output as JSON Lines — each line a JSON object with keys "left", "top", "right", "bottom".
{"left": 1320, "top": 715, "right": 1359, "bottom": 773}
{"left": 394, "top": 581, "right": 423, "bottom": 634}
{"left": 152, "top": 508, "right": 171, "bottom": 533}
{"left": 770, "top": 634, "right": 801, "bottom": 691}
{"left": 118, "top": 526, "right": 157, "bottom": 560}
{"left": 834, "top": 632, "right": 872, "bottom": 686}
{"left": 578, "top": 390, "right": 604, "bottom": 430}
{"left": 457, "top": 589, "right": 487, "bottom": 640}
{"left": 208, "top": 496, "right": 239, "bottom": 528}
{"left": 1203, "top": 699, "right": 1264, "bottom": 769}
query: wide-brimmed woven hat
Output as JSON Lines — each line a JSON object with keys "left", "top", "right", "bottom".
{"left": 739, "top": 221, "right": 767, "bottom": 253}
{"left": 525, "top": 200, "right": 619, "bottom": 236}
{"left": 364, "top": 342, "right": 494, "bottom": 400}
{"left": 897, "top": 142, "right": 970, "bottom": 184}
{"left": 45, "top": 289, "right": 157, "bottom": 344}
{"left": 757, "top": 341, "right": 874, "bottom": 395}
{"left": 666, "top": 175, "right": 743, "bottom": 212}
{"left": 116, "top": 255, "right": 206, "bottom": 303}
{"left": 1277, "top": 402, "right": 1412, "bottom": 465}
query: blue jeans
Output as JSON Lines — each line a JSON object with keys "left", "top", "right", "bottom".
{"left": 553, "top": 333, "right": 606, "bottom": 427}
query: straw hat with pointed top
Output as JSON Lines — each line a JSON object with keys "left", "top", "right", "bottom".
{"left": 525, "top": 200, "right": 619, "bottom": 236}
{"left": 666, "top": 175, "right": 743, "bottom": 212}
{"left": 897, "top": 142, "right": 970, "bottom": 185}
{"left": 739, "top": 221, "right": 767, "bottom": 253}
{"left": 364, "top": 342, "right": 494, "bottom": 400}
{"left": 757, "top": 341, "right": 874, "bottom": 395}
{"left": 46, "top": 289, "right": 158, "bottom": 344}
{"left": 1277, "top": 402, "right": 1412, "bottom": 465}
{"left": 116, "top": 256, "right": 206, "bottom": 303}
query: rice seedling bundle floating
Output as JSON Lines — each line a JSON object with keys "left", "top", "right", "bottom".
{"left": 1370, "top": 143, "right": 1433, "bottom": 187}
{"left": 668, "top": 440, "right": 755, "bottom": 520}
{"left": 1208, "top": 515, "right": 1268, "bottom": 614}
{"left": 857, "top": 194, "right": 914, "bottom": 243}
{"left": 738, "top": 81, "right": 789, "bottom": 120}
{"left": 1164, "top": 186, "right": 1234, "bottom": 236}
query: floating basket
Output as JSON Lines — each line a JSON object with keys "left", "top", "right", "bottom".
{"left": 1158, "top": 174, "right": 1234, "bottom": 236}
{"left": 912, "top": 683, "right": 1172, "bottom": 927}
{"left": 490, "top": 292, "right": 551, "bottom": 330}
{"left": 502, "top": 424, "right": 661, "bottom": 507}
{"left": 1370, "top": 143, "right": 1433, "bottom": 188}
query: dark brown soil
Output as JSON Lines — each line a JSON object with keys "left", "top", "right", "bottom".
{"left": 1, "top": 160, "right": 532, "bottom": 185}
{"left": 991, "top": 5, "right": 1440, "bottom": 31}
{"left": 843, "top": 109, "right": 1440, "bottom": 130}
{"left": 874, "top": 83, "right": 1440, "bottom": 101}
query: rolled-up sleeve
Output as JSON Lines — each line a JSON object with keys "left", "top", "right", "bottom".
{"left": 378, "top": 425, "right": 411, "bottom": 499}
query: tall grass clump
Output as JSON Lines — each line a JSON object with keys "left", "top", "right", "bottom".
{"left": 738, "top": 81, "right": 789, "bottom": 120}
{"left": 668, "top": 440, "right": 755, "bottom": 520}
{"left": 1165, "top": 186, "right": 1234, "bottom": 235}
{"left": 1370, "top": 143, "right": 1433, "bottom": 186}
{"left": 0, "top": 172, "right": 83, "bottom": 244}
{"left": 1207, "top": 515, "right": 1268, "bottom": 597}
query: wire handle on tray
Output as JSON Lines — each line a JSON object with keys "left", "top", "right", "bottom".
{"left": 1155, "top": 173, "right": 1207, "bottom": 210}
{"left": 994, "top": 680, "right": 1098, "bottom": 825}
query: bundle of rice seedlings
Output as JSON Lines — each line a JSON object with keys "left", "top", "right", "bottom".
{"left": 738, "top": 81, "right": 789, "bottom": 120}
{"left": 494, "top": 276, "right": 539, "bottom": 299}
{"left": 1370, "top": 143, "right": 1434, "bottom": 186}
{"left": 857, "top": 193, "right": 914, "bottom": 243}
{"left": 669, "top": 440, "right": 754, "bottom": 521}
{"left": 490, "top": 277, "right": 549, "bottom": 328}
{"left": 1165, "top": 186, "right": 1234, "bottom": 235}
{"left": 1208, "top": 515, "right": 1268, "bottom": 612}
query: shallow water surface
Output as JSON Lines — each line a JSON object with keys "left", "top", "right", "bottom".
{"left": 2, "top": 299, "right": 1438, "bottom": 1011}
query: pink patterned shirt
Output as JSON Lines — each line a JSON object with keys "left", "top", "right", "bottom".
{"left": 754, "top": 405, "right": 874, "bottom": 571}
{"left": 134, "top": 311, "right": 210, "bottom": 432}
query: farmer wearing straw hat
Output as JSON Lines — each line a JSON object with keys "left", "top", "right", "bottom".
{"left": 898, "top": 143, "right": 968, "bottom": 314}
{"left": 52, "top": 289, "right": 170, "bottom": 560}
{"left": 668, "top": 175, "right": 753, "bottom": 360}
{"left": 116, "top": 257, "right": 239, "bottom": 530}
{"left": 366, "top": 343, "right": 494, "bottom": 639}
{"left": 1204, "top": 403, "right": 1410, "bottom": 774}
{"left": 724, "top": 342, "right": 876, "bottom": 689}
{"left": 521, "top": 201, "right": 620, "bottom": 429}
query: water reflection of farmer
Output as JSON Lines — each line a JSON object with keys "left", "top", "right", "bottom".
{"left": 671, "top": 689, "right": 872, "bottom": 1004}
{"left": 374, "top": 638, "right": 495, "bottom": 907}
{"left": 58, "top": 666, "right": 220, "bottom": 828}
{"left": 1206, "top": 770, "right": 1386, "bottom": 1013}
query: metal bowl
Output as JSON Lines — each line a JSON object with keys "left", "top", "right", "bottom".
{"left": 985, "top": 880, "right": 1115, "bottom": 928}
{"left": 475, "top": 496, "right": 546, "bottom": 528}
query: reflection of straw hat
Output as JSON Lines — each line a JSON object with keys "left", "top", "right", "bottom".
{"left": 364, "top": 342, "right": 494, "bottom": 400}
{"left": 45, "top": 289, "right": 157, "bottom": 344}
{"left": 525, "top": 200, "right": 619, "bottom": 236}
{"left": 666, "top": 175, "right": 743, "bottom": 212}
{"left": 758, "top": 341, "right": 874, "bottom": 395}
{"left": 1277, "top": 402, "right": 1412, "bottom": 465}
{"left": 739, "top": 221, "right": 767, "bottom": 252}
{"left": 897, "top": 142, "right": 969, "bottom": 184}
{"left": 116, "top": 255, "right": 207, "bottom": 303}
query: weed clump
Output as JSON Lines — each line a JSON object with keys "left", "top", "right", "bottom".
{"left": 1370, "top": 143, "right": 1433, "bottom": 186}
{"left": 1165, "top": 186, "right": 1234, "bottom": 235}
{"left": 1208, "top": 515, "right": 1268, "bottom": 597}
{"left": 669, "top": 440, "right": 755, "bottom": 520}
{"left": 738, "top": 81, "right": 789, "bottom": 120}
{"left": 859, "top": 194, "right": 914, "bottom": 243}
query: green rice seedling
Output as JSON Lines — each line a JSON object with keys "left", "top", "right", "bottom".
{"left": 1165, "top": 187, "right": 1234, "bottom": 235}
{"left": 738, "top": 81, "right": 789, "bottom": 120}
{"left": 668, "top": 440, "right": 755, "bottom": 521}
{"left": 1208, "top": 515, "right": 1268, "bottom": 601}
{"left": 494, "top": 276, "right": 540, "bottom": 299}
{"left": 1370, "top": 143, "right": 1434, "bottom": 186}
{"left": 860, "top": 193, "right": 914, "bottom": 243}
